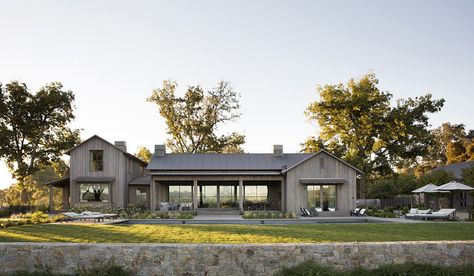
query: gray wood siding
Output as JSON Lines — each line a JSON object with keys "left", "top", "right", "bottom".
{"left": 285, "top": 152, "right": 357, "bottom": 213}
{"left": 69, "top": 137, "right": 145, "bottom": 208}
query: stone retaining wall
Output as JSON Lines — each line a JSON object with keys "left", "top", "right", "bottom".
{"left": 1, "top": 241, "right": 473, "bottom": 275}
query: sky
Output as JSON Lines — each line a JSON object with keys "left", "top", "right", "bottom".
{"left": 0, "top": 0, "right": 473, "bottom": 189}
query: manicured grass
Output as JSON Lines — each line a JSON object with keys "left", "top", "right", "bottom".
{"left": 0, "top": 222, "right": 473, "bottom": 243}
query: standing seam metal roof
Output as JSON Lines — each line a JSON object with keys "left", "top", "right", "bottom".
{"left": 146, "top": 153, "right": 315, "bottom": 171}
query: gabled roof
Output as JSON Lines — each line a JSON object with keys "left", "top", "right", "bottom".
{"left": 432, "top": 160, "right": 474, "bottom": 179}
{"left": 147, "top": 153, "right": 314, "bottom": 171}
{"left": 65, "top": 135, "right": 147, "bottom": 165}
{"left": 146, "top": 149, "right": 363, "bottom": 174}
{"left": 281, "top": 149, "right": 363, "bottom": 174}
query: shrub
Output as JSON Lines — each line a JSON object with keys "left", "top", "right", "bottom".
{"left": 242, "top": 211, "right": 295, "bottom": 219}
{"left": 0, "top": 212, "right": 63, "bottom": 229}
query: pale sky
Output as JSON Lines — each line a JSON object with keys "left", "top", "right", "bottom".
{"left": 0, "top": 0, "right": 473, "bottom": 189}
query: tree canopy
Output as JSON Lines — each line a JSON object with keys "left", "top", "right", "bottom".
{"left": 303, "top": 73, "right": 444, "bottom": 197}
{"left": 148, "top": 80, "right": 245, "bottom": 153}
{"left": 135, "top": 146, "right": 152, "bottom": 163}
{"left": 0, "top": 81, "right": 81, "bottom": 182}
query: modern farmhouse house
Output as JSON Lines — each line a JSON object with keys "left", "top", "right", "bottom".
{"left": 48, "top": 135, "right": 361, "bottom": 215}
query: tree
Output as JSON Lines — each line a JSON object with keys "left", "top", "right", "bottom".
{"left": 0, "top": 81, "right": 81, "bottom": 183}
{"left": 148, "top": 80, "right": 245, "bottom": 153}
{"left": 461, "top": 166, "right": 474, "bottom": 186}
{"left": 135, "top": 146, "right": 152, "bottom": 163}
{"left": 0, "top": 160, "right": 68, "bottom": 207}
{"left": 421, "top": 123, "right": 473, "bottom": 168}
{"left": 304, "top": 73, "right": 444, "bottom": 197}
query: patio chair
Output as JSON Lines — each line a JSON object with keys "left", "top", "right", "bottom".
{"left": 61, "top": 212, "right": 105, "bottom": 223}
{"left": 424, "top": 209, "right": 457, "bottom": 221}
{"left": 160, "top": 202, "right": 170, "bottom": 211}
{"left": 356, "top": 208, "right": 367, "bottom": 216}
{"left": 404, "top": 208, "right": 418, "bottom": 219}
{"left": 350, "top": 208, "right": 360, "bottom": 216}
{"left": 82, "top": 211, "right": 118, "bottom": 221}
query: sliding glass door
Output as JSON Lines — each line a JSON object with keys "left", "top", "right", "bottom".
{"left": 307, "top": 185, "right": 337, "bottom": 211}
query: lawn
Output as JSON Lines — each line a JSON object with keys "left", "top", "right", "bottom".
{"left": 0, "top": 222, "right": 473, "bottom": 243}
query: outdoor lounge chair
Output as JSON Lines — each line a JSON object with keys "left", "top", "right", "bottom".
{"left": 61, "top": 212, "right": 105, "bottom": 223}
{"left": 404, "top": 208, "right": 418, "bottom": 219}
{"left": 423, "top": 209, "right": 457, "bottom": 221}
{"left": 82, "top": 211, "right": 118, "bottom": 221}
{"left": 355, "top": 208, "right": 366, "bottom": 216}
{"left": 350, "top": 208, "right": 360, "bottom": 216}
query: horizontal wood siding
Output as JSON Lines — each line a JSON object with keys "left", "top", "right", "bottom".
{"left": 285, "top": 152, "right": 357, "bottom": 213}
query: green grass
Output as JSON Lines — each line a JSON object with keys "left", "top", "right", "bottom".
{"left": 0, "top": 223, "right": 473, "bottom": 243}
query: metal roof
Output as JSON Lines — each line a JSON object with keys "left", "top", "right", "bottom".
{"left": 431, "top": 160, "right": 474, "bottom": 179}
{"left": 147, "top": 153, "right": 314, "bottom": 171}
{"left": 436, "top": 181, "right": 474, "bottom": 191}
{"left": 65, "top": 135, "right": 147, "bottom": 166}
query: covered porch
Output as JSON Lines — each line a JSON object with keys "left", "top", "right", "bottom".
{"left": 149, "top": 175, "right": 285, "bottom": 213}
{"left": 45, "top": 177, "right": 70, "bottom": 211}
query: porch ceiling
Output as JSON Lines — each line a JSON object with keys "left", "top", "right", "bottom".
{"left": 45, "top": 177, "right": 70, "bottom": 188}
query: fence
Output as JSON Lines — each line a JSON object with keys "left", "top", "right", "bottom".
{"left": 357, "top": 196, "right": 412, "bottom": 209}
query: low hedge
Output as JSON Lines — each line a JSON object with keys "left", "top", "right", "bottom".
{"left": 0, "top": 211, "right": 63, "bottom": 229}
{"left": 242, "top": 211, "right": 296, "bottom": 219}
{"left": 276, "top": 261, "right": 474, "bottom": 276}
{"left": 69, "top": 204, "right": 196, "bottom": 219}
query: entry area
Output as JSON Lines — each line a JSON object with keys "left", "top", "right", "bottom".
{"left": 151, "top": 179, "right": 283, "bottom": 212}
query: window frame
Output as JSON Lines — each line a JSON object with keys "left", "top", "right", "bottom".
{"left": 90, "top": 150, "right": 104, "bottom": 172}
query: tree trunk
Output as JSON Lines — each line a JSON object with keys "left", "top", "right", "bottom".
{"left": 359, "top": 175, "right": 366, "bottom": 199}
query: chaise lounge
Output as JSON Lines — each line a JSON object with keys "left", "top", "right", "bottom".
{"left": 61, "top": 212, "right": 105, "bottom": 223}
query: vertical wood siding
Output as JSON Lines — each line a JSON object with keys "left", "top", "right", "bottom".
{"left": 69, "top": 137, "right": 145, "bottom": 208}
{"left": 285, "top": 152, "right": 357, "bottom": 213}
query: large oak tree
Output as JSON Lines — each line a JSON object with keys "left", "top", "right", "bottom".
{"left": 0, "top": 81, "right": 81, "bottom": 184}
{"left": 148, "top": 80, "right": 245, "bottom": 153}
{"left": 303, "top": 73, "right": 444, "bottom": 197}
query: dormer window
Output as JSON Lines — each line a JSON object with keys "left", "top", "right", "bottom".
{"left": 90, "top": 150, "right": 104, "bottom": 171}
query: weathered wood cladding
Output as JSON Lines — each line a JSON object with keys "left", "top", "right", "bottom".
{"left": 285, "top": 151, "right": 357, "bottom": 213}
{"left": 69, "top": 137, "right": 146, "bottom": 208}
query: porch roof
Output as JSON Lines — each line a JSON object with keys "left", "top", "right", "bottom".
{"left": 45, "top": 177, "right": 70, "bottom": 188}
{"left": 73, "top": 176, "right": 115, "bottom": 183}
{"left": 299, "top": 178, "right": 348, "bottom": 185}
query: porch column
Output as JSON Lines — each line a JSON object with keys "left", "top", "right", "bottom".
{"left": 150, "top": 180, "right": 156, "bottom": 212}
{"left": 193, "top": 179, "right": 198, "bottom": 210}
{"left": 48, "top": 186, "right": 54, "bottom": 211}
{"left": 281, "top": 179, "right": 286, "bottom": 211}
{"left": 239, "top": 179, "right": 244, "bottom": 213}
{"left": 62, "top": 186, "right": 70, "bottom": 210}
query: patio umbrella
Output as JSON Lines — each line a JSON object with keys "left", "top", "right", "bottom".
{"left": 411, "top": 184, "right": 448, "bottom": 209}
{"left": 435, "top": 181, "right": 474, "bottom": 210}
{"left": 435, "top": 181, "right": 474, "bottom": 191}
{"left": 412, "top": 184, "right": 442, "bottom": 193}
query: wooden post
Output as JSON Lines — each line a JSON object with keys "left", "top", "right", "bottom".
{"left": 150, "top": 180, "right": 156, "bottom": 212}
{"left": 48, "top": 186, "right": 54, "bottom": 212}
{"left": 193, "top": 179, "right": 198, "bottom": 210}
{"left": 280, "top": 179, "right": 285, "bottom": 211}
{"left": 239, "top": 179, "right": 244, "bottom": 213}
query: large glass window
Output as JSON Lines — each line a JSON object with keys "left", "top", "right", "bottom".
{"left": 220, "top": 185, "right": 238, "bottom": 208}
{"left": 244, "top": 185, "right": 268, "bottom": 203}
{"left": 307, "top": 185, "right": 336, "bottom": 211}
{"left": 135, "top": 187, "right": 148, "bottom": 206}
{"left": 169, "top": 185, "right": 193, "bottom": 204}
{"left": 322, "top": 185, "right": 336, "bottom": 211}
{"left": 307, "top": 185, "right": 321, "bottom": 211}
{"left": 90, "top": 150, "right": 104, "bottom": 171}
{"left": 199, "top": 186, "right": 217, "bottom": 208}
{"left": 80, "top": 183, "right": 110, "bottom": 202}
